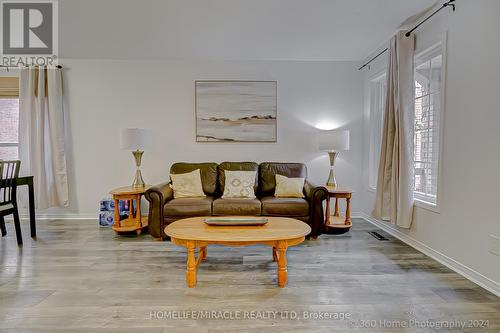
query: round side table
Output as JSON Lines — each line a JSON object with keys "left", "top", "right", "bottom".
{"left": 110, "top": 185, "right": 150, "bottom": 235}
{"left": 324, "top": 186, "right": 353, "bottom": 235}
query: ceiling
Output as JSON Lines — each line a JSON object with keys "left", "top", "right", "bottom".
{"left": 59, "top": 0, "right": 436, "bottom": 61}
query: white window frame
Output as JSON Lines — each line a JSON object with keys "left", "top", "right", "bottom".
{"left": 413, "top": 32, "right": 447, "bottom": 213}
{"left": 368, "top": 71, "right": 386, "bottom": 192}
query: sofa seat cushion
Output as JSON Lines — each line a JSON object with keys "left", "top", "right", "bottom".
{"left": 212, "top": 198, "right": 261, "bottom": 216}
{"left": 261, "top": 196, "right": 309, "bottom": 216}
{"left": 164, "top": 197, "right": 214, "bottom": 217}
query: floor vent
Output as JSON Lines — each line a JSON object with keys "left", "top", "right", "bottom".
{"left": 368, "top": 231, "right": 390, "bottom": 241}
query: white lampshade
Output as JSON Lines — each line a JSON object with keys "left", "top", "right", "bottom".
{"left": 318, "top": 129, "right": 350, "bottom": 151}
{"left": 120, "top": 128, "right": 153, "bottom": 150}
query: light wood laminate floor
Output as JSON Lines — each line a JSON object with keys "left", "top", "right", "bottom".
{"left": 0, "top": 218, "right": 498, "bottom": 332}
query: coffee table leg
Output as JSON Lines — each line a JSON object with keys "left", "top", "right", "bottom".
{"left": 186, "top": 241, "right": 197, "bottom": 288}
{"left": 272, "top": 247, "right": 277, "bottom": 262}
{"left": 276, "top": 240, "right": 288, "bottom": 288}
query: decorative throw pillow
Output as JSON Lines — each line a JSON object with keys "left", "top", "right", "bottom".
{"left": 274, "top": 174, "right": 305, "bottom": 198}
{"left": 170, "top": 169, "right": 205, "bottom": 198}
{"left": 222, "top": 170, "right": 257, "bottom": 199}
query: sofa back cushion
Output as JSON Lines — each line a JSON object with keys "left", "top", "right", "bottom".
{"left": 218, "top": 162, "right": 259, "bottom": 195}
{"left": 259, "top": 162, "right": 307, "bottom": 197}
{"left": 170, "top": 163, "right": 218, "bottom": 196}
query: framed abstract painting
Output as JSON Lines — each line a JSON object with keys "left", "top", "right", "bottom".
{"left": 195, "top": 81, "right": 277, "bottom": 142}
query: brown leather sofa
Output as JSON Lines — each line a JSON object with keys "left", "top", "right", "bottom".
{"left": 145, "top": 162, "right": 328, "bottom": 240}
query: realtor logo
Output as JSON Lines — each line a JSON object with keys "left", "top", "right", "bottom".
{"left": 1, "top": 0, "right": 58, "bottom": 65}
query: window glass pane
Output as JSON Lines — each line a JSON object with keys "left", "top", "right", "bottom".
{"left": 0, "top": 146, "right": 18, "bottom": 160}
{"left": 414, "top": 48, "right": 442, "bottom": 205}
{"left": 0, "top": 98, "right": 19, "bottom": 143}
{"left": 415, "top": 81, "right": 423, "bottom": 99}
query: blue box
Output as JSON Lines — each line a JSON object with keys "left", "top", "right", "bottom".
{"left": 99, "top": 198, "right": 132, "bottom": 227}
{"left": 100, "top": 199, "right": 131, "bottom": 212}
{"left": 99, "top": 211, "right": 130, "bottom": 227}
{"left": 99, "top": 211, "right": 114, "bottom": 227}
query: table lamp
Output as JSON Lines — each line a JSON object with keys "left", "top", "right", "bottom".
{"left": 318, "top": 129, "right": 350, "bottom": 187}
{"left": 120, "top": 128, "right": 153, "bottom": 188}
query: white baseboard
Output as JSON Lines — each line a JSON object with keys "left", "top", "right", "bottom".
{"left": 356, "top": 212, "right": 500, "bottom": 297}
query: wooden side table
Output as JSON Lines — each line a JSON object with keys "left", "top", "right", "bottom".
{"left": 110, "top": 186, "right": 150, "bottom": 235}
{"left": 324, "top": 186, "right": 353, "bottom": 234}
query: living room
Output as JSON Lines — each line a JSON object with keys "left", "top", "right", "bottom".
{"left": 0, "top": 0, "right": 498, "bottom": 331}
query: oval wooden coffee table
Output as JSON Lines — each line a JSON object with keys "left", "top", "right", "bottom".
{"left": 164, "top": 216, "right": 311, "bottom": 288}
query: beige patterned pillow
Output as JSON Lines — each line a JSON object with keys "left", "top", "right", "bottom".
{"left": 170, "top": 169, "right": 205, "bottom": 198}
{"left": 222, "top": 170, "right": 257, "bottom": 199}
{"left": 274, "top": 174, "right": 305, "bottom": 198}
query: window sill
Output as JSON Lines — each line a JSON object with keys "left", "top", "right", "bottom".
{"left": 414, "top": 198, "right": 440, "bottom": 214}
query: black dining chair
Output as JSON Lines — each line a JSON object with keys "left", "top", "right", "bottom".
{"left": 0, "top": 160, "right": 22, "bottom": 245}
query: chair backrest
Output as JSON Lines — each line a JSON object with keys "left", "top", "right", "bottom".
{"left": 0, "top": 160, "right": 20, "bottom": 206}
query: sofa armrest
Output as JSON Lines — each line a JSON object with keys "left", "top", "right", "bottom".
{"left": 145, "top": 182, "right": 173, "bottom": 240}
{"left": 304, "top": 181, "right": 328, "bottom": 238}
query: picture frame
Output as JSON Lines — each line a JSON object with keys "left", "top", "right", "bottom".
{"left": 195, "top": 80, "right": 277, "bottom": 142}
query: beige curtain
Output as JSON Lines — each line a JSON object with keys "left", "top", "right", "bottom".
{"left": 372, "top": 31, "right": 415, "bottom": 228}
{"left": 19, "top": 67, "right": 69, "bottom": 209}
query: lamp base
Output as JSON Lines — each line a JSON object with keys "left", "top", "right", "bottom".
{"left": 132, "top": 169, "right": 146, "bottom": 188}
{"left": 326, "top": 151, "right": 339, "bottom": 187}
{"left": 326, "top": 169, "right": 337, "bottom": 187}
{"left": 131, "top": 150, "right": 146, "bottom": 188}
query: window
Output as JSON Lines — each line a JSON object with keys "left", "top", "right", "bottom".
{"left": 413, "top": 43, "right": 444, "bottom": 206}
{"left": 0, "top": 77, "right": 20, "bottom": 160}
{"left": 368, "top": 73, "right": 386, "bottom": 190}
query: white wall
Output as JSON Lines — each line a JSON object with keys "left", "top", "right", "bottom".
{"left": 39, "top": 59, "right": 363, "bottom": 217}
{"left": 361, "top": 0, "right": 500, "bottom": 291}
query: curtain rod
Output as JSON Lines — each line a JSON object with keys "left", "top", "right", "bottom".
{"left": 358, "top": 47, "right": 388, "bottom": 71}
{"left": 358, "top": 0, "right": 456, "bottom": 71}
{"left": 405, "top": 0, "right": 455, "bottom": 37}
